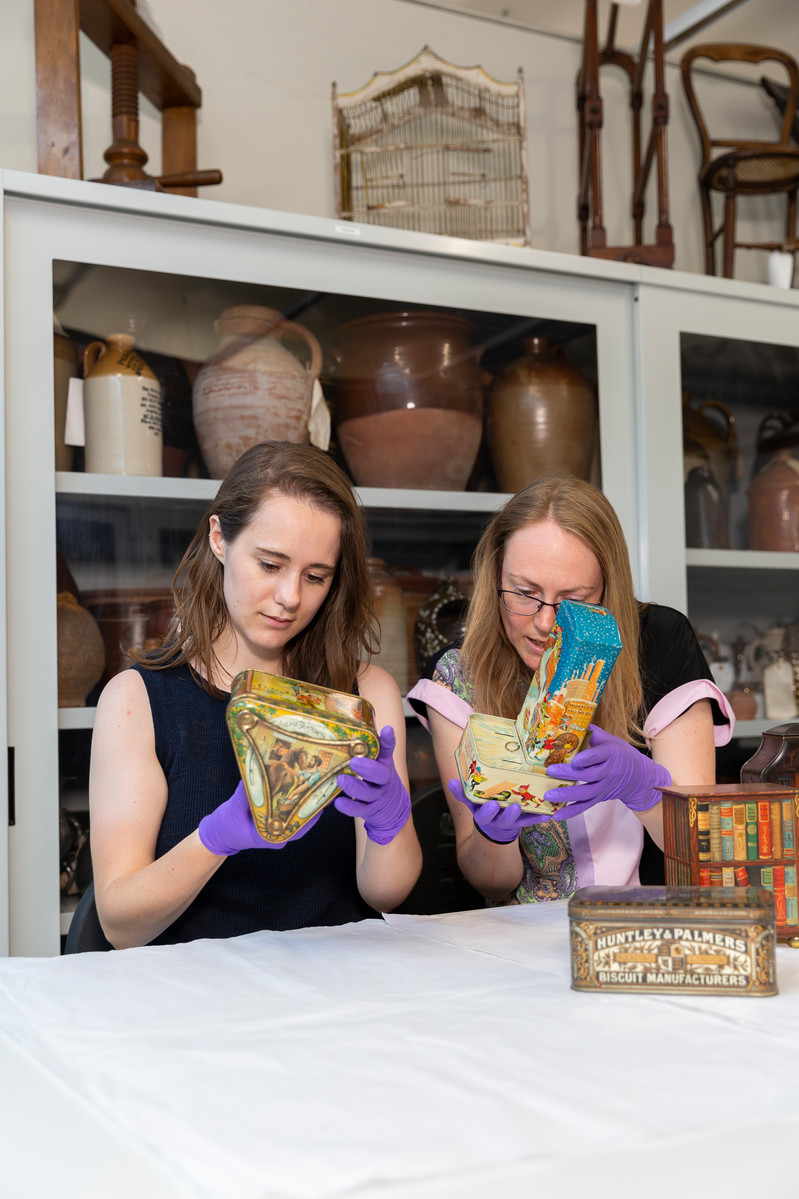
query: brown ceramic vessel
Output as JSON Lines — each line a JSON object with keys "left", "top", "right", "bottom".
{"left": 747, "top": 448, "right": 799, "bottom": 551}
{"left": 485, "top": 337, "right": 596, "bottom": 493}
{"left": 328, "top": 311, "right": 483, "bottom": 490}
{"left": 192, "top": 306, "right": 322, "bottom": 479}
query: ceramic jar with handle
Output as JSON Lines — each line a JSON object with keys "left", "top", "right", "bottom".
{"left": 192, "top": 305, "right": 322, "bottom": 480}
{"left": 485, "top": 337, "right": 597, "bottom": 493}
{"left": 747, "top": 449, "right": 799, "bottom": 551}
{"left": 83, "top": 333, "right": 162, "bottom": 475}
{"left": 682, "top": 395, "right": 742, "bottom": 513}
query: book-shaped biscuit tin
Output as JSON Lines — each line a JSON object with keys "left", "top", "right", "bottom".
{"left": 456, "top": 599, "right": 622, "bottom": 815}
{"left": 226, "top": 669, "right": 380, "bottom": 843}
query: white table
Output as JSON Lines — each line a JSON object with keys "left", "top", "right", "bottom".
{"left": 1, "top": 903, "right": 798, "bottom": 1199}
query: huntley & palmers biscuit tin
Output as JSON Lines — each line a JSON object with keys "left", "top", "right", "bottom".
{"left": 456, "top": 599, "right": 621, "bottom": 814}
{"left": 226, "top": 669, "right": 379, "bottom": 843}
{"left": 568, "top": 885, "right": 777, "bottom": 997}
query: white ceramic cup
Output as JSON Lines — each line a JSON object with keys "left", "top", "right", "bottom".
{"left": 767, "top": 250, "right": 795, "bottom": 289}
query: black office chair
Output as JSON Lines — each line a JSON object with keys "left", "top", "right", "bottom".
{"left": 396, "top": 782, "right": 483, "bottom": 915}
{"left": 64, "top": 881, "right": 114, "bottom": 953}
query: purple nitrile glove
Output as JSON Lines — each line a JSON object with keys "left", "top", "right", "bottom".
{"left": 448, "top": 778, "right": 542, "bottom": 841}
{"left": 334, "top": 726, "right": 411, "bottom": 845}
{"left": 198, "top": 780, "right": 321, "bottom": 855}
{"left": 544, "top": 723, "right": 671, "bottom": 818}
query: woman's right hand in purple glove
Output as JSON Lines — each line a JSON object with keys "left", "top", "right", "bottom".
{"left": 198, "top": 780, "right": 321, "bottom": 856}
{"left": 448, "top": 779, "right": 542, "bottom": 843}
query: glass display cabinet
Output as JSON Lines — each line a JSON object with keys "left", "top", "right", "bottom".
{"left": 635, "top": 277, "right": 799, "bottom": 765}
{"left": 1, "top": 170, "right": 638, "bottom": 955}
{"left": 5, "top": 169, "right": 796, "bottom": 955}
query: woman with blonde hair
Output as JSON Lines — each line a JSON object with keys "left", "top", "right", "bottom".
{"left": 90, "top": 441, "right": 421, "bottom": 947}
{"left": 408, "top": 476, "right": 732, "bottom": 903}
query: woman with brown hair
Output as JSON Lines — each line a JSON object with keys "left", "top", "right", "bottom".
{"left": 408, "top": 476, "right": 733, "bottom": 904}
{"left": 90, "top": 441, "right": 421, "bottom": 947}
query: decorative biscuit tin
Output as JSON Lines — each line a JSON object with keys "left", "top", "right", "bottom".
{"left": 568, "top": 885, "right": 777, "bottom": 997}
{"left": 456, "top": 599, "right": 621, "bottom": 814}
{"left": 226, "top": 670, "right": 379, "bottom": 843}
{"left": 660, "top": 782, "right": 799, "bottom": 946}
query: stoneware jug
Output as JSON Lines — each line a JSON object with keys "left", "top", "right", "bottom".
{"left": 486, "top": 337, "right": 597, "bottom": 493}
{"left": 56, "top": 591, "right": 106, "bottom": 707}
{"left": 328, "top": 311, "right": 483, "bottom": 490}
{"left": 747, "top": 448, "right": 799, "bottom": 551}
{"left": 367, "top": 558, "right": 409, "bottom": 694}
{"left": 192, "top": 305, "right": 322, "bottom": 480}
{"left": 83, "top": 333, "right": 162, "bottom": 476}
{"left": 682, "top": 394, "right": 742, "bottom": 510}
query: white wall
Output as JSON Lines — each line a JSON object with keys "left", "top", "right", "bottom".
{"left": 0, "top": 0, "right": 790, "bottom": 281}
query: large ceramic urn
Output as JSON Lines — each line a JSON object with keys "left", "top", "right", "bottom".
{"left": 83, "top": 334, "right": 163, "bottom": 476}
{"left": 192, "top": 305, "right": 322, "bottom": 479}
{"left": 485, "top": 337, "right": 597, "bottom": 493}
{"left": 748, "top": 449, "right": 799, "bottom": 551}
{"left": 328, "top": 311, "right": 483, "bottom": 490}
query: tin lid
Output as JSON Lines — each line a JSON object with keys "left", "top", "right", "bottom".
{"left": 568, "top": 884, "right": 776, "bottom": 922}
{"left": 658, "top": 782, "right": 798, "bottom": 800}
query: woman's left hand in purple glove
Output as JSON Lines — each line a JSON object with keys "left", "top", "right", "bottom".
{"left": 334, "top": 726, "right": 411, "bottom": 845}
{"left": 544, "top": 724, "right": 671, "bottom": 818}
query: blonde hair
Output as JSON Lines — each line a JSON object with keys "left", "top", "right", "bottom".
{"left": 135, "top": 441, "right": 378, "bottom": 694}
{"left": 461, "top": 476, "right": 643, "bottom": 741}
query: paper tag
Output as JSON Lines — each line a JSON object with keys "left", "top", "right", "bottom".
{"left": 308, "top": 379, "right": 331, "bottom": 451}
{"left": 64, "top": 377, "right": 85, "bottom": 447}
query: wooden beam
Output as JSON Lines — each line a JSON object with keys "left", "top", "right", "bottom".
{"left": 663, "top": 0, "right": 752, "bottom": 52}
{"left": 34, "top": 0, "right": 83, "bottom": 178}
{"left": 79, "top": 0, "right": 202, "bottom": 110}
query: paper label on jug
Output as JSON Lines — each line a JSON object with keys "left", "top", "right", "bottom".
{"left": 64, "top": 377, "right": 85, "bottom": 447}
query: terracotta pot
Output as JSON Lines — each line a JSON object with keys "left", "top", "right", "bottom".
{"left": 57, "top": 592, "right": 106, "bottom": 707}
{"left": 485, "top": 338, "right": 597, "bottom": 493}
{"left": 83, "top": 334, "right": 162, "bottom": 476}
{"left": 747, "top": 449, "right": 799, "bottom": 551}
{"left": 367, "top": 558, "right": 409, "bottom": 694}
{"left": 54, "top": 329, "right": 77, "bottom": 471}
{"left": 192, "top": 305, "right": 322, "bottom": 479}
{"left": 328, "top": 311, "right": 483, "bottom": 490}
{"left": 82, "top": 588, "right": 176, "bottom": 687}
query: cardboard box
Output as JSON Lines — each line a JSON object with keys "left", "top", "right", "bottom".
{"left": 226, "top": 670, "right": 379, "bottom": 843}
{"left": 456, "top": 599, "right": 621, "bottom": 814}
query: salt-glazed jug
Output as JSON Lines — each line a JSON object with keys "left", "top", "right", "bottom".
{"left": 82, "top": 334, "right": 162, "bottom": 476}
{"left": 192, "top": 305, "right": 322, "bottom": 480}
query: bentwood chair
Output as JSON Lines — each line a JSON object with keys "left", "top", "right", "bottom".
{"left": 681, "top": 44, "right": 799, "bottom": 277}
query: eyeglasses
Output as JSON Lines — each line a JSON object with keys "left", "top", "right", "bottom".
{"left": 497, "top": 588, "right": 563, "bottom": 617}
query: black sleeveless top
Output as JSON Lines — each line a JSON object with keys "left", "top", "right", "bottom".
{"left": 134, "top": 663, "right": 374, "bottom": 944}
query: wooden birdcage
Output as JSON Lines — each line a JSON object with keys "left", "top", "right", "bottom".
{"left": 332, "top": 46, "right": 531, "bottom": 245}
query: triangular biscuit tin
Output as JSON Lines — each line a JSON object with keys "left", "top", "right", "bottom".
{"left": 456, "top": 599, "right": 622, "bottom": 814}
{"left": 226, "top": 670, "right": 380, "bottom": 843}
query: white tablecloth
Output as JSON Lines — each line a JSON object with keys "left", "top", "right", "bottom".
{"left": 1, "top": 903, "right": 798, "bottom": 1199}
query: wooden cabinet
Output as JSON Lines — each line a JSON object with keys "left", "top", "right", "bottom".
{"left": 1, "top": 168, "right": 797, "bottom": 955}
